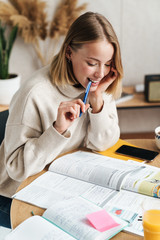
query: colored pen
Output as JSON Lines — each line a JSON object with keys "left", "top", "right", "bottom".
{"left": 79, "top": 80, "right": 92, "bottom": 117}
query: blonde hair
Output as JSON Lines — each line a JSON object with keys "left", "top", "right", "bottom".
{"left": 50, "top": 11, "right": 123, "bottom": 98}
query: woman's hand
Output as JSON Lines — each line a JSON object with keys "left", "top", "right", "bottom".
{"left": 96, "top": 65, "right": 118, "bottom": 94}
{"left": 53, "top": 99, "right": 90, "bottom": 134}
{"left": 89, "top": 66, "right": 118, "bottom": 113}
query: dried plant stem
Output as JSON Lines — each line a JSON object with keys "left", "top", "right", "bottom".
{"left": 0, "top": 0, "right": 87, "bottom": 67}
{"left": 33, "top": 41, "right": 46, "bottom": 66}
{"left": 47, "top": 36, "right": 59, "bottom": 64}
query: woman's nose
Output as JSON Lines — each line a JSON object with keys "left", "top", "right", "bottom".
{"left": 94, "top": 66, "right": 104, "bottom": 79}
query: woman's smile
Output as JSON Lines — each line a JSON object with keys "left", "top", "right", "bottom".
{"left": 87, "top": 78, "right": 100, "bottom": 89}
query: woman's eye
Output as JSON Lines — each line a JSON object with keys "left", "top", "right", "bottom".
{"left": 105, "top": 64, "right": 111, "bottom": 67}
{"left": 87, "top": 62, "right": 97, "bottom": 66}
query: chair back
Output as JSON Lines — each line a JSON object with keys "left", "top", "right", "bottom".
{"left": 0, "top": 110, "right": 9, "bottom": 145}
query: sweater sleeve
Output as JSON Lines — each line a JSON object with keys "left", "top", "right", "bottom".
{"left": 4, "top": 123, "right": 70, "bottom": 182}
{"left": 83, "top": 94, "right": 120, "bottom": 151}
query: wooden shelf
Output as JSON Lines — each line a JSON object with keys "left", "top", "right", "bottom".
{"left": 1, "top": 87, "right": 160, "bottom": 111}
{"left": 120, "top": 132, "right": 155, "bottom": 139}
{"left": 117, "top": 86, "right": 160, "bottom": 109}
{"left": 0, "top": 105, "right": 9, "bottom": 112}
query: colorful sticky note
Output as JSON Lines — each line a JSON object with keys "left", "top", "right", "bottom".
{"left": 86, "top": 209, "right": 120, "bottom": 232}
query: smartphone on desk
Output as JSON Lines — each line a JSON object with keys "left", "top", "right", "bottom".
{"left": 115, "top": 144, "right": 159, "bottom": 161}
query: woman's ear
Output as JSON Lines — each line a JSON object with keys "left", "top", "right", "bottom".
{"left": 66, "top": 45, "right": 72, "bottom": 61}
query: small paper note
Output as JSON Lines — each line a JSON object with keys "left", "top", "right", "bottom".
{"left": 86, "top": 209, "right": 120, "bottom": 232}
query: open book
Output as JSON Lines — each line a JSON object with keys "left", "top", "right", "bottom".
{"left": 13, "top": 151, "right": 160, "bottom": 236}
{"left": 5, "top": 197, "right": 128, "bottom": 240}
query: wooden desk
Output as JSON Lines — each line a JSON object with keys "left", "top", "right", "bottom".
{"left": 11, "top": 139, "right": 160, "bottom": 240}
{"left": 117, "top": 86, "right": 160, "bottom": 109}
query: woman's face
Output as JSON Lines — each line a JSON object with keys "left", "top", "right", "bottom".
{"left": 70, "top": 40, "right": 114, "bottom": 92}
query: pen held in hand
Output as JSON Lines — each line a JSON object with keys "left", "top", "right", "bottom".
{"left": 79, "top": 80, "right": 92, "bottom": 117}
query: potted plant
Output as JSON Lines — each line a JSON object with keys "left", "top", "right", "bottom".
{"left": 0, "top": 22, "right": 20, "bottom": 105}
{"left": 0, "top": 0, "right": 87, "bottom": 105}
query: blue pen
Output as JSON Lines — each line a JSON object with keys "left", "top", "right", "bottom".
{"left": 79, "top": 80, "right": 92, "bottom": 117}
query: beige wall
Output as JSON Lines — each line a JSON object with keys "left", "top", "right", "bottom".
{"left": 8, "top": 0, "right": 160, "bottom": 133}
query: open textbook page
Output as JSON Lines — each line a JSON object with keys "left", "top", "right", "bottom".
{"left": 13, "top": 151, "right": 160, "bottom": 209}
{"left": 101, "top": 189, "right": 160, "bottom": 236}
{"left": 13, "top": 151, "right": 143, "bottom": 208}
{"left": 48, "top": 151, "right": 142, "bottom": 190}
{"left": 42, "top": 197, "right": 128, "bottom": 240}
{"left": 122, "top": 160, "right": 160, "bottom": 197}
{"left": 5, "top": 215, "right": 75, "bottom": 240}
{"left": 12, "top": 171, "right": 118, "bottom": 209}
{"left": 5, "top": 197, "right": 128, "bottom": 240}
{"left": 49, "top": 151, "right": 160, "bottom": 198}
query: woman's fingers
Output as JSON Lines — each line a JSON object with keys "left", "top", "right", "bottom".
{"left": 54, "top": 99, "right": 90, "bottom": 134}
{"left": 58, "top": 99, "right": 88, "bottom": 120}
{"left": 65, "top": 104, "right": 80, "bottom": 120}
{"left": 100, "top": 67, "right": 118, "bottom": 90}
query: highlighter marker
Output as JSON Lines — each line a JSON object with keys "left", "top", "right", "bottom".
{"left": 79, "top": 80, "right": 92, "bottom": 117}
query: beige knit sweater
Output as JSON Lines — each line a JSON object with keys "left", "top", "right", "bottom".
{"left": 0, "top": 66, "right": 120, "bottom": 197}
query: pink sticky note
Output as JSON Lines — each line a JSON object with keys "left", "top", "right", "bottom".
{"left": 86, "top": 209, "right": 120, "bottom": 232}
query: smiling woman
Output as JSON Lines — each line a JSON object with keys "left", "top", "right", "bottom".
{"left": 67, "top": 40, "right": 114, "bottom": 90}
{"left": 51, "top": 12, "right": 123, "bottom": 99}
{"left": 0, "top": 11, "right": 123, "bottom": 228}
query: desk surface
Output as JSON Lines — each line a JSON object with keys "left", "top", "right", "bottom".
{"left": 11, "top": 139, "right": 160, "bottom": 240}
{"left": 117, "top": 86, "right": 160, "bottom": 109}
